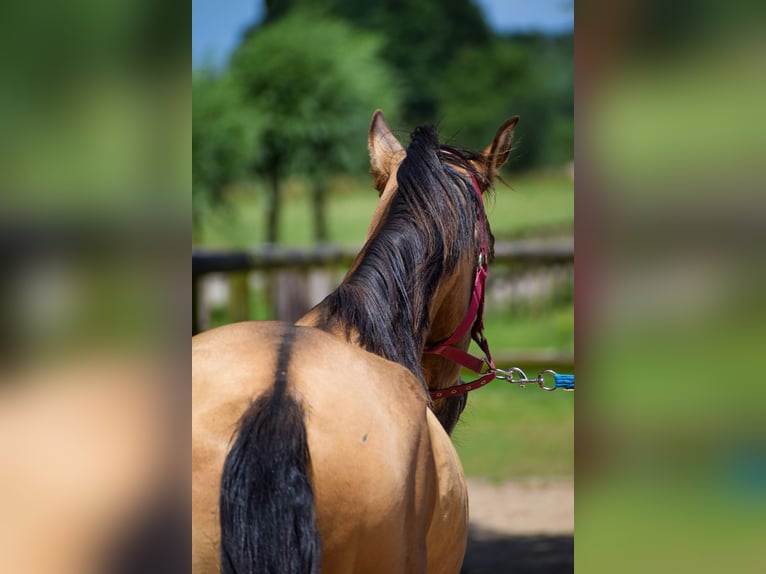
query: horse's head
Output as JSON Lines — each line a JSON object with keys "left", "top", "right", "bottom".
{"left": 366, "top": 110, "right": 518, "bottom": 432}
{"left": 366, "top": 108, "right": 517, "bottom": 255}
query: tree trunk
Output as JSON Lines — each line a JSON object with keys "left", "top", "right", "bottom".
{"left": 311, "top": 178, "right": 329, "bottom": 243}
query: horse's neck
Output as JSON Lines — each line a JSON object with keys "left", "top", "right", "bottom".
{"left": 297, "top": 254, "right": 474, "bottom": 389}
{"left": 295, "top": 276, "right": 428, "bottom": 374}
{"left": 424, "top": 260, "right": 475, "bottom": 370}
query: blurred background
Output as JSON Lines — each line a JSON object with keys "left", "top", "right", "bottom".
{"left": 577, "top": 1, "right": 766, "bottom": 573}
{"left": 1, "top": 0, "right": 188, "bottom": 572}
{"left": 192, "top": 2, "right": 574, "bottom": 570}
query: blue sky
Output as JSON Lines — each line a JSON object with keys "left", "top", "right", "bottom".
{"left": 192, "top": 0, "right": 574, "bottom": 68}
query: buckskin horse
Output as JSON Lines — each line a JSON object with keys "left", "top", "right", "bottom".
{"left": 192, "top": 110, "right": 518, "bottom": 573}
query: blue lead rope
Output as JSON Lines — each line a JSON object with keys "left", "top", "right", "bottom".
{"left": 493, "top": 367, "right": 574, "bottom": 391}
{"left": 553, "top": 373, "right": 575, "bottom": 390}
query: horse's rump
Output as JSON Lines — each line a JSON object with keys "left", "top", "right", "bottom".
{"left": 192, "top": 321, "right": 467, "bottom": 573}
{"left": 219, "top": 382, "right": 320, "bottom": 574}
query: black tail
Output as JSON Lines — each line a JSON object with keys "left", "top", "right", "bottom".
{"left": 219, "top": 386, "right": 320, "bottom": 573}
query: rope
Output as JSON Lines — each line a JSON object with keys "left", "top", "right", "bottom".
{"left": 553, "top": 373, "right": 575, "bottom": 390}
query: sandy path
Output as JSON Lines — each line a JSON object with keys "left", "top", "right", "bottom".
{"left": 466, "top": 478, "right": 574, "bottom": 535}
{"left": 461, "top": 478, "right": 574, "bottom": 573}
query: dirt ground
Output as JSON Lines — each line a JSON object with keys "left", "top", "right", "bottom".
{"left": 461, "top": 478, "right": 574, "bottom": 574}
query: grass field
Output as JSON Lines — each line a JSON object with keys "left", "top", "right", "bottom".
{"left": 197, "top": 169, "right": 574, "bottom": 480}
{"left": 199, "top": 169, "right": 573, "bottom": 247}
{"left": 454, "top": 373, "right": 574, "bottom": 481}
{"left": 484, "top": 298, "right": 574, "bottom": 353}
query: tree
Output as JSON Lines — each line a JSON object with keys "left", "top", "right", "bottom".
{"left": 192, "top": 68, "right": 258, "bottom": 241}
{"left": 437, "top": 33, "right": 573, "bottom": 172}
{"left": 259, "top": 0, "right": 491, "bottom": 126}
{"left": 255, "top": 2, "right": 573, "bottom": 172}
{"left": 231, "top": 10, "right": 400, "bottom": 243}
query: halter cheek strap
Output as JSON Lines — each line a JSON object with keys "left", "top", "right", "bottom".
{"left": 424, "top": 175, "right": 498, "bottom": 400}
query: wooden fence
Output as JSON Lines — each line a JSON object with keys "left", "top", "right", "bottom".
{"left": 192, "top": 238, "right": 573, "bottom": 365}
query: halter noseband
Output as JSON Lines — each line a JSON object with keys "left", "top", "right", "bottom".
{"left": 424, "top": 174, "right": 497, "bottom": 400}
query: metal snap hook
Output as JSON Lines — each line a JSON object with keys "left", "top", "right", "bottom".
{"left": 537, "top": 369, "right": 559, "bottom": 391}
{"left": 503, "top": 367, "right": 533, "bottom": 388}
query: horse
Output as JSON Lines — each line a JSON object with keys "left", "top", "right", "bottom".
{"left": 192, "top": 109, "right": 518, "bottom": 574}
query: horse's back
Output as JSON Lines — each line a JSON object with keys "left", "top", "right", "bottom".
{"left": 192, "top": 321, "right": 467, "bottom": 573}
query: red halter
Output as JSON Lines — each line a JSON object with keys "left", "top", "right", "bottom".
{"left": 424, "top": 175, "right": 497, "bottom": 400}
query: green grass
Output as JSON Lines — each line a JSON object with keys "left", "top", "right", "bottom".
{"left": 454, "top": 376, "right": 574, "bottom": 481}
{"left": 454, "top": 297, "right": 574, "bottom": 481}
{"left": 199, "top": 179, "right": 377, "bottom": 247}
{"left": 488, "top": 170, "right": 574, "bottom": 239}
{"left": 198, "top": 170, "right": 573, "bottom": 247}
{"left": 484, "top": 300, "right": 574, "bottom": 353}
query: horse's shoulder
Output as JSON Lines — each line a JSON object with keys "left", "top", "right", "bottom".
{"left": 293, "top": 328, "right": 427, "bottom": 406}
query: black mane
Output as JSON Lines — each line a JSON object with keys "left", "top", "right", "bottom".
{"left": 316, "top": 126, "right": 493, "bottom": 382}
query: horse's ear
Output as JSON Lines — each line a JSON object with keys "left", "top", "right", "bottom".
{"left": 368, "top": 109, "right": 404, "bottom": 192}
{"left": 481, "top": 116, "right": 519, "bottom": 181}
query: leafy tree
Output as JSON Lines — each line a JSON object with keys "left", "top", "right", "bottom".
{"left": 231, "top": 10, "right": 400, "bottom": 243}
{"left": 255, "top": 2, "right": 573, "bottom": 173}
{"left": 437, "top": 33, "right": 573, "bottom": 171}
{"left": 192, "top": 68, "right": 257, "bottom": 240}
{"left": 259, "top": 0, "right": 491, "bottom": 125}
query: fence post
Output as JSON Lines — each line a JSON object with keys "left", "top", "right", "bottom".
{"left": 228, "top": 271, "right": 250, "bottom": 323}
{"left": 274, "top": 269, "right": 311, "bottom": 322}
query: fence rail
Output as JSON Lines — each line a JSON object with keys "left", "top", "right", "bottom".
{"left": 192, "top": 238, "right": 574, "bottom": 277}
{"left": 192, "top": 238, "right": 574, "bottom": 355}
